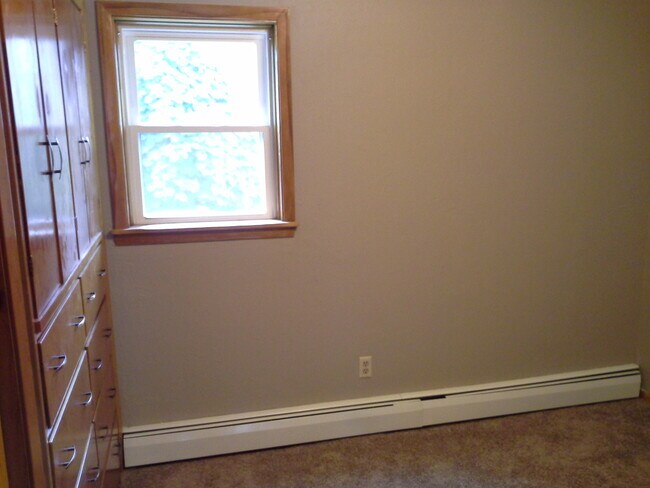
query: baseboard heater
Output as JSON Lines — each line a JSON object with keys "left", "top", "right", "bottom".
{"left": 123, "top": 364, "right": 640, "bottom": 467}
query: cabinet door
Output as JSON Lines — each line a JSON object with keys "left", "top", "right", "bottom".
{"left": 70, "top": 3, "right": 103, "bottom": 242}
{"left": 33, "top": 0, "right": 79, "bottom": 281}
{"left": 54, "top": 0, "right": 92, "bottom": 256}
{"left": 1, "top": 0, "right": 61, "bottom": 315}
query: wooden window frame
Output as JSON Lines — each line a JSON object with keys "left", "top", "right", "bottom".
{"left": 96, "top": 2, "right": 296, "bottom": 246}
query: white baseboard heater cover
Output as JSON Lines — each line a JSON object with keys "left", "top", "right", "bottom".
{"left": 123, "top": 364, "right": 640, "bottom": 467}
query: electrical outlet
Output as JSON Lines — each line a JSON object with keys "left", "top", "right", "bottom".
{"left": 359, "top": 356, "right": 372, "bottom": 378}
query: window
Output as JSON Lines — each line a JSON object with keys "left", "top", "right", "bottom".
{"left": 96, "top": 3, "right": 296, "bottom": 245}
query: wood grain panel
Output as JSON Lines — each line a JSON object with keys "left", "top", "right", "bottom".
{"left": 2, "top": 0, "right": 61, "bottom": 317}
{"left": 76, "top": 425, "right": 100, "bottom": 487}
{"left": 38, "top": 280, "right": 86, "bottom": 426}
{"left": 72, "top": 0, "right": 103, "bottom": 244}
{"left": 49, "top": 352, "right": 94, "bottom": 488}
{"left": 86, "top": 302, "right": 112, "bottom": 408}
{"left": 0, "top": 2, "right": 54, "bottom": 485}
{"left": 79, "top": 243, "right": 108, "bottom": 327}
{"left": 56, "top": 0, "right": 92, "bottom": 257}
{"left": 0, "top": 421, "right": 8, "bottom": 488}
{"left": 33, "top": 0, "right": 79, "bottom": 282}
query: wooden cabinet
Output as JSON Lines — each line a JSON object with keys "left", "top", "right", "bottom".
{"left": 2, "top": 0, "right": 62, "bottom": 318}
{"left": 2, "top": 0, "right": 103, "bottom": 321}
{"left": 0, "top": 0, "right": 122, "bottom": 487}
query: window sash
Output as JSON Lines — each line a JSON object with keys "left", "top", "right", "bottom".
{"left": 117, "top": 22, "right": 278, "bottom": 225}
{"left": 123, "top": 125, "right": 277, "bottom": 225}
{"left": 118, "top": 25, "right": 272, "bottom": 127}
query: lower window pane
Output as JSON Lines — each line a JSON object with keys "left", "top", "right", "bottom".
{"left": 138, "top": 131, "right": 268, "bottom": 219}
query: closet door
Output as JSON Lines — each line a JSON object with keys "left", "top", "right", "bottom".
{"left": 1, "top": 0, "right": 61, "bottom": 316}
{"left": 54, "top": 0, "right": 92, "bottom": 256}
{"left": 33, "top": 0, "right": 79, "bottom": 284}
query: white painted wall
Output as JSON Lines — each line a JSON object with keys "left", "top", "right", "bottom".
{"left": 86, "top": 0, "right": 650, "bottom": 426}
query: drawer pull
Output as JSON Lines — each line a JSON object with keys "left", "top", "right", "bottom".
{"left": 86, "top": 467, "right": 100, "bottom": 483}
{"left": 47, "top": 354, "right": 67, "bottom": 371}
{"left": 86, "top": 292, "right": 97, "bottom": 302}
{"left": 108, "top": 387, "right": 117, "bottom": 399}
{"left": 98, "top": 269, "right": 107, "bottom": 277}
{"left": 57, "top": 446, "right": 77, "bottom": 469}
{"left": 103, "top": 328, "right": 113, "bottom": 338}
{"left": 92, "top": 358, "right": 103, "bottom": 371}
{"left": 79, "top": 391, "right": 93, "bottom": 407}
{"left": 70, "top": 315, "right": 86, "bottom": 328}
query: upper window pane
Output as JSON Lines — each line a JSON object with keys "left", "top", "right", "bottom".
{"left": 123, "top": 28, "right": 270, "bottom": 127}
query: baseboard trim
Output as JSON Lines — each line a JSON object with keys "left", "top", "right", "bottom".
{"left": 123, "top": 364, "right": 640, "bottom": 467}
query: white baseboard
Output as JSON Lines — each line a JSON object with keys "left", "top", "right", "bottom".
{"left": 123, "top": 364, "right": 640, "bottom": 467}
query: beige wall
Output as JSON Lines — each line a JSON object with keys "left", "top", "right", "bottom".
{"left": 87, "top": 0, "right": 650, "bottom": 427}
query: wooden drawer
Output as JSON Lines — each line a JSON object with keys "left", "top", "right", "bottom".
{"left": 85, "top": 303, "right": 113, "bottom": 403}
{"left": 76, "top": 426, "right": 100, "bottom": 488}
{"left": 49, "top": 353, "right": 95, "bottom": 488}
{"left": 94, "top": 366, "right": 118, "bottom": 469}
{"left": 39, "top": 281, "right": 87, "bottom": 426}
{"left": 79, "top": 243, "right": 108, "bottom": 328}
{"left": 102, "top": 433, "right": 122, "bottom": 488}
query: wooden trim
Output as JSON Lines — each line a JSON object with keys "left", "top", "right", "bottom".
{"left": 275, "top": 9, "right": 296, "bottom": 223}
{"left": 95, "top": 2, "right": 287, "bottom": 22}
{"left": 0, "top": 421, "right": 7, "bottom": 488}
{"left": 641, "top": 390, "right": 649, "bottom": 401}
{"left": 111, "top": 220, "right": 297, "bottom": 246}
{"left": 96, "top": 2, "right": 129, "bottom": 230}
{"left": 0, "top": 24, "right": 52, "bottom": 487}
{"left": 96, "top": 1, "right": 296, "bottom": 244}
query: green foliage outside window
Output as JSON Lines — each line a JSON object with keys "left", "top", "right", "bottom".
{"left": 134, "top": 40, "right": 266, "bottom": 217}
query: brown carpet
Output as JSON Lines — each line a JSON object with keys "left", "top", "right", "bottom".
{"left": 121, "top": 399, "right": 650, "bottom": 488}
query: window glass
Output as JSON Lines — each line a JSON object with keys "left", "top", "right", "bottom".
{"left": 132, "top": 36, "right": 266, "bottom": 126}
{"left": 118, "top": 26, "right": 275, "bottom": 224}
{"left": 138, "top": 131, "right": 268, "bottom": 218}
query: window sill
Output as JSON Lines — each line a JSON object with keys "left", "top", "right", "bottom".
{"left": 110, "top": 220, "right": 297, "bottom": 246}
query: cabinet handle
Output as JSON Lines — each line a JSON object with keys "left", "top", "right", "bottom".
{"left": 98, "top": 269, "right": 107, "bottom": 278}
{"left": 52, "top": 138, "right": 64, "bottom": 179}
{"left": 93, "top": 358, "right": 103, "bottom": 371}
{"left": 79, "top": 391, "right": 93, "bottom": 407}
{"left": 47, "top": 354, "right": 67, "bottom": 371}
{"left": 70, "top": 315, "right": 86, "bottom": 328}
{"left": 108, "top": 387, "right": 117, "bottom": 399}
{"left": 86, "top": 467, "right": 100, "bottom": 483}
{"left": 57, "top": 446, "right": 77, "bottom": 469}
{"left": 79, "top": 138, "right": 90, "bottom": 165}
{"left": 39, "top": 138, "right": 62, "bottom": 176}
{"left": 103, "top": 328, "right": 113, "bottom": 338}
{"left": 86, "top": 292, "right": 97, "bottom": 302}
{"left": 83, "top": 137, "right": 92, "bottom": 166}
